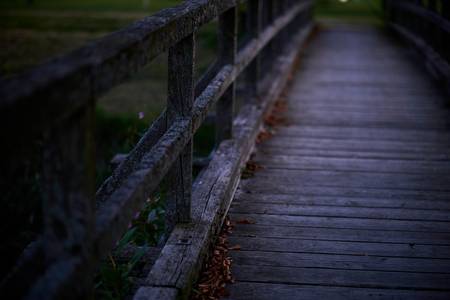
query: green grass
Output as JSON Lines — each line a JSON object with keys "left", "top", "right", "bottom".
{"left": 315, "top": 0, "right": 384, "bottom": 23}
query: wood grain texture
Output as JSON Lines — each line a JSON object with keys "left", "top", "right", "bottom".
{"left": 216, "top": 6, "right": 237, "bottom": 144}
{"left": 166, "top": 33, "right": 195, "bottom": 227}
{"left": 226, "top": 23, "right": 450, "bottom": 299}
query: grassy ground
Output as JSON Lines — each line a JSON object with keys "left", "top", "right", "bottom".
{"left": 315, "top": 0, "right": 384, "bottom": 24}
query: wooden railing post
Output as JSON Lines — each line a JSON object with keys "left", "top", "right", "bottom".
{"left": 264, "top": 0, "right": 276, "bottom": 69}
{"left": 443, "top": 1, "right": 450, "bottom": 19}
{"left": 216, "top": 7, "right": 238, "bottom": 144}
{"left": 278, "top": 0, "right": 289, "bottom": 50}
{"left": 428, "top": 0, "right": 438, "bottom": 12}
{"left": 443, "top": 1, "right": 450, "bottom": 62}
{"left": 166, "top": 34, "right": 195, "bottom": 230}
{"left": 246, "top": 0, "right": 263, "bottom": 98}
{"left": 38, "top": 102, "right": 96, "bottom": 298}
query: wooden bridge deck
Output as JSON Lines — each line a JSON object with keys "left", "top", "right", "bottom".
{"left": 226, "top": 24, "right": 450, "bottom": 300}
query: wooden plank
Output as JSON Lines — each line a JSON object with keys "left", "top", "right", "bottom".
{"left": 134, "top": 287, "right": 177, "bottom": 300}
{"left": 258, "top": 147, "right": 450, "bottom": 161}
{"left": 228, "top": 236, "right": 450, "bottom": 258}
{"left": 225, "top": 282, "right": 450, "bottom": 300}
{"left": 230, "top": 213, "right": 450, "bottom": 233}
{"left": 252, "top": 155, "right": 450, "bottom": 175}
{"left": 238, "top": 183, "right": 450, "bottom": 201}
{"left": 231, "top": 224, "right": 450, "bottom": 245}
{"left": 286, "top": 102, "right": 444, "bottom": 114}
{"left": 234, "top": 192, "right": 450, "bottom": 210}
{"left": 244, "top": 169, "right": 450, "bottom": 191}
{"left": 273, "top": 125, "right": 450, "bottom": 143}
{"left": 262, "top": 137, "right": 450, "bottom": 154}
{"left": 294, "top": 68, "right": 434, "bottom": 88}
{"left": 290, "top": 84, "right": 441, "bottom": 99}
{"left": 285, "top": 107, "right": 449, "bottom": 121}
{"left": 281, "top": 115, "right": 450, "bottom": 130}
{"left": 283, "top": 110, "right": 450, "bottom": 127}
{"left": 231, "top": 250, "right": 450, "bottom": 273}
{"left": 231, "top": 264, "right": 450, "bottom": 290}
{"left": 230, "top": 202, "right": 450, "bottom": 221}
{"left": 289, "top": 97, "right": 445, "bottom": 110}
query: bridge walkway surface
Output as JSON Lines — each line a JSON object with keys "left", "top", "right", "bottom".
{"left": 225, "top": 23, "right": 450, "bottom": 300}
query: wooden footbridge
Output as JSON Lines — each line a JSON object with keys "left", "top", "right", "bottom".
{"left": 1, "top": 1, "right": 450, "bottom": 299}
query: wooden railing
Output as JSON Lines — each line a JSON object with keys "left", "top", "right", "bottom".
{"left": 384, "top": 0, "right": 450, "bottom": 91}
{"left": 0, "top": 0, "right": 314, "bottom": 299}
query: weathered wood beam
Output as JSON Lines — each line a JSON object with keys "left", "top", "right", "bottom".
{"left": 246, "top": 0, "right": 263, "bottom": 98}
{"left": 29, "top": 104, "right": 96, "bottom": 299}
{"left": 166, "top": 33, "right": 196, "bottom": 229}
{"left": 96, "top": 110, "right": 167, "bottom": 204}
{"left": 216, "top": 6, "right": 238, "bottom": 144}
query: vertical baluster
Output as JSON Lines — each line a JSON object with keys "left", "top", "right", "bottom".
{"left": 263, "top": 0, "right": 274, "bottom": 73}
{"left": 166, "top": 34, "right": 195, "bottom": 231}
{"left": 414, "top": 0, "right": 424, "bottom": 36}
{"left": 441, "top": 1, "right": 450, "bottom": 62}
{"left": 278, "top": 0, "right": 289, "bottom": 50}
{"left": 246, "top": 0, "right": 263, "bottom": 98}
{"left": 428, "top": 0, "right": 438, "bottom": 11}
{"left": 443, "top": 0, "right": 450, "bottom": 19}
{"left": 39, "top": 102, "right": 96, "bottom": 298}
{"left": 428, "top": 0, "right": 440, "bottom": 53}
{"left": 216, "top": 7, "right": 238, "bottom": 145}
{"left": 421, "top": 0, "right": 430, "bottom": 44}
{"left": 388, "top": 0, "right": 396, "bottom": 24}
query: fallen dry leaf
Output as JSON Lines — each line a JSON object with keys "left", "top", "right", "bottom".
{"left": 241, "top": 160, "right": 264, "bottom": 179}
{"left": 191, "top": 217, "right": 235, "bottom": 300}
{"left": 256, "top": 129, "right": 273, "bottom": 144}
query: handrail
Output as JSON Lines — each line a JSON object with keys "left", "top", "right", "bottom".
{"left": 0, "top": 0, "right": 315, "bottom": 299}
{"left": 384, "top": 0, "right": 450, "bottom": 90}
